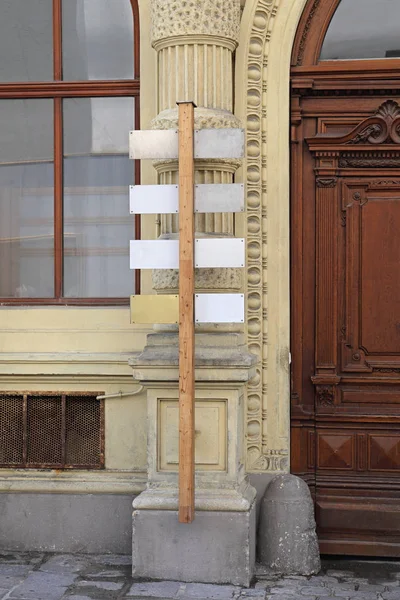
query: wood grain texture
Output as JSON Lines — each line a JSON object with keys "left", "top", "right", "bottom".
{"left": 178, "top": 102, "right": 195, "bottom": 524}
{"left": 291, "top": 0, "right": 400, "bottom": 557}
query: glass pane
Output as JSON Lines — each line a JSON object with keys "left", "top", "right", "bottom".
{"left": 0, "top": 0, "right": 53, "bottom": 82}
{"left": 63, "top": 97, "right": 135, "bottom": 298}
{"left": 320, "top": 0, "right": 400, "bottom": 61}
{"left": 63, "top": 0, "right": 135, "bottom": 80}
{"left": 0, "top": 100, "right": 54, "bottom": 298}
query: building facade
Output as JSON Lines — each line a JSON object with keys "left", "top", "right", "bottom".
{"left": 1, "top": 0, "right": 399, "bottom": 574}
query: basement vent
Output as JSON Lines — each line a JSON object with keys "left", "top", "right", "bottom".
{"left": 0, "top": 393, "right": 104, "bottom": 469}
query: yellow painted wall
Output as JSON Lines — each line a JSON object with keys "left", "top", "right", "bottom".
{"left": 0, "top": 0, "right": 157, "bottom": 489}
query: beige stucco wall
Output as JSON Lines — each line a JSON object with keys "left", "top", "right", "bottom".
{"left": 0, "top": 0, "right": 156, "bottom": 494}
{"left": 0, "top": 0, "right": 312, "bottom": 493}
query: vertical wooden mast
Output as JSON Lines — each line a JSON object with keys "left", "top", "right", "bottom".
{"left": 177, "top": 101, "right": 196, "bottom": 523}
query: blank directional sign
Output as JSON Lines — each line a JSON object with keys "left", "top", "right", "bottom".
{"left": 194, "top": 184, "right": 244, "bottom": 213}
{"left": 130, "top": 184, "right": 244, "bottom": 215}
{"left": 130, "top": 294, "right": 244, "bottom": 323}
{"left": 195, "top": 238, "right": 245, "bottom": 268}
{"left": 195, "top": 294, "right": 244, "bottom": 323}
{"left": 130, "top": 295, "right": 179, "bottom": 324}
{"left": 130, "top": 238, "right": 245, "bottom": 269}
{"left": 130, "top": 185, "right": 179, "bottom": 214}
{"left": 129, "top": 129, "right": 244, "bottom": 160}
{"left": 129, "top": 130, "right": 178, "bottom": 160}
{"left": 194, "top": 129, "right": 244, "bottom": 159}
{"left": 130, "top": 240, "right": 179, "bottom": 270}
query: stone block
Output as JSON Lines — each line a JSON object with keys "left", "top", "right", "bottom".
{"left": 132, "top": 505, "right": 256, "bottom": 587}
{"left": 0, "top": 493, "right": 133, "bottom": 554}
{"left": 257, "top": 475, "right": 320, "bottom": 576}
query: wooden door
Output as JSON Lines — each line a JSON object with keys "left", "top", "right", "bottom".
{"left": 291, "top": 96, "right": 400, "bottom": 556}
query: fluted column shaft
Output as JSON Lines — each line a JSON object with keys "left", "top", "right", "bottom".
{"left": 150, "top": 0, "right": 242, "bottom": 294}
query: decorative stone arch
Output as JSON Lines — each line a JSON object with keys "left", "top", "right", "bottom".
{"left": 236, "top": 0, "right": 308, "bottom": 471}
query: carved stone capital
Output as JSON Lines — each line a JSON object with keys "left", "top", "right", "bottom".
{"left": 153, "top": 158, "right": 241, "bottom": 176}
{"left": 151, "top": 107, "right": 242, "bottom": 131}
{"left": 151, "top": 0, "right": 241, "bottom": 47}
{"left": 152, "top": 267, "right": 242, "bottom": 293}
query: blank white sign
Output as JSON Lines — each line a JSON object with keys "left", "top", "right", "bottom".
{"left": 129, "top": 128, "right": 245, "bottom": 160}
{"left": 195, "top": 129, "right": 244, "bottom": 159}
{"left": 130, "top": 185, "right": 179, "bottom": 214}
{"left": 129, "top": 130, "right": 178, "bottom": 160}
{"left": 130, "top": 240, "right": 179, "bottom": 269}
{"left": 195, "top": 294, "right": 244, "bottom": 323}
{"left": 129, "top": 183, "right": 244, "bottom": 214}
{"left": 195, "top": 184, "right": 244, "bottom": 213}
{"left": 195, "top": 238, "right": 245, "bottom": 268}
{"left": 130, "top": 238, "right": 245, "bottom": 269}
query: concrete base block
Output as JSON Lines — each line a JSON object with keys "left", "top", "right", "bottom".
{"left": 0, "top": 493, "right": 133, "bottom": 554}
{"left": 132, "top": 504, "right": 256, "bottom": 586}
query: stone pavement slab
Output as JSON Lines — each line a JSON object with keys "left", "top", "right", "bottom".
{"left": 126, "top": 581, "right": 182, "bottom": 597}
{"left": 0, "top": 553, "right": 399, "bottom": 599}
{"left": 9, "top": 571, "right": 77, "bottom": 599}
{"left": 184, "top": 583, "right": 237, "bottom": 598}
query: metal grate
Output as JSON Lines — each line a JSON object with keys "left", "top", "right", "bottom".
{"left": 0, "top": 395, "right": 24, "bottom": 464}
{"left": 0, "top": 392, "right": 104, "bottom": 469}
{"left": 66, "top": 396, "right": 102, "bottom": 466}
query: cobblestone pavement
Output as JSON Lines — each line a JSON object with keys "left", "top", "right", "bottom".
{"left": 0, "top": 552, "right": 399, "bottom": 600}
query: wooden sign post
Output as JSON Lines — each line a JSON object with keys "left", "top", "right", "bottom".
{"left": 129, "top": 112, "right": 244, "bottom": 525}
{"left": 177, "top": 101, "right": 196, "bottom": 523}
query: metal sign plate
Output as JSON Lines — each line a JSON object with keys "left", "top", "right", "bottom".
{"left": 130, "top": 183, "right": 244, "bottom": 214}
{"left": 129, "top": 128, "right": 245, "bottom": 160}
{"left": 195, "top": 184, "right": 244, "bottom": 213}
{"left": 130, "top": 185, "right": 179, "bottom": 214}
{"left": 130, "top": 238, "right": 245, "bottom": 269}
{"left": 195, "top": 238, "right": 245, "bottom": 268}
{"left": 130, "top": 295, "right": 178, "bottom": 324}
{"left": 195, "top": 129, "right": 244, "bottom": 159}
{"left": 129, "top": 130, "right": 179, "bottom": 160}
{"left": 130, "top": 293, "right": 244, "bottom": 323}
{"left": 130, "top": 240, "right": 179, "bottom": 269}
{"left": 195, "top": 294, "right": 244, "bottom": 323}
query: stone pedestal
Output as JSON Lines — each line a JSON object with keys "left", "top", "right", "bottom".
{"left": 129, "top": 332, "right": 258, "bottom": 586}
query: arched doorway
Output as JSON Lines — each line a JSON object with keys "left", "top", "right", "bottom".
{"left": 290, "top": 0, "right": 400, "bottom": 556}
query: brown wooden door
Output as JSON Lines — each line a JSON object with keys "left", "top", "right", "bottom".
{"left": 291, "top": 97, "right": 400, "bottom": 556}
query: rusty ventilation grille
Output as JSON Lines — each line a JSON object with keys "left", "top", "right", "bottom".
{"left": 0, "top": 393, "right": 104, "bottom": 469}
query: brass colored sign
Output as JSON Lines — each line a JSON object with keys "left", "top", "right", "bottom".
{"left": 130, "top": 295, "right": 179, "bottom": 324}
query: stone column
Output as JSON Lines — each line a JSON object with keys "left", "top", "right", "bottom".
{"left": 130, "top": 1, "right": 257, "bottom": 586}
{"left": 151, "top": 0, "right": 242, "bottom": 294}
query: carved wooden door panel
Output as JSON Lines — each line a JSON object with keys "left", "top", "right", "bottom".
{"left": 291, "top": 99, "right": 400, "bottom": 556}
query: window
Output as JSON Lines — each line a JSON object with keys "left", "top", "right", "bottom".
{"left": 0, "top": 0, "right": 140, "bottom": 304}
{"left": 320, "top": 0, "right": 400, "bottom": 61}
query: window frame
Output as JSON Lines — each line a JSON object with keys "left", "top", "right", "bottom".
{"left": 0, "top": 0, "right": 140, "bottom": 306}
{"left": 292, "top": 0, "right": 400, "bottom": 71}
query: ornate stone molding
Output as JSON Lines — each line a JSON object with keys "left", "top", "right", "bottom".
{"left": 244, "top": 0, "right": 287, "bottom": 472}
{"left": 151, "top": 0, "right": 241, "bottom": 46}
{"left": 153, "top": 267, "right": 242, "bottom": 292}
